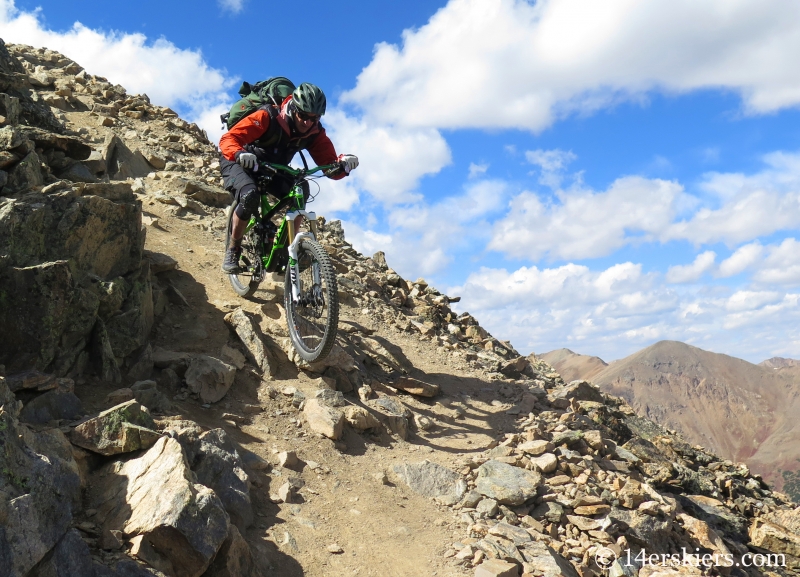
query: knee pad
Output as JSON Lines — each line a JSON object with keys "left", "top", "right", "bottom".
{"left": 235, "top": 186, "right": 259, "bottom": 220}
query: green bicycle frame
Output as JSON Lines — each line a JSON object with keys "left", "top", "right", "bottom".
{"left": 244, "top": 162, "right": 340, "bottom": 273}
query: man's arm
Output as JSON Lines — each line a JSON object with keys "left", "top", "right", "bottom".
{"left": 306, "top": 127, "right": 348, "bottom": 180}
{"left": 219, "top": 109, "right": 272, "bottom": 161}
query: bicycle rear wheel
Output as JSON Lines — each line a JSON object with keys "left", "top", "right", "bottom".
{"left": 226, "top": 200, "right": 261, "bottom": 297}
{"left": 284, "top": 238, "right": 339, "bottom": 362}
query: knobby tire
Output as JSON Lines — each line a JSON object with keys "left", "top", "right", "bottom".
{"left": 284, "top": 239, "right": 339, "bottom": 362}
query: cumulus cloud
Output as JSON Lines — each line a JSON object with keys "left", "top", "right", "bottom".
{"left": 450, "top": 259, "right": 800, "bottom": 362}
{"left": 323, "top": 111, "right": 451, "bottom": 205}
{"left": 718, "top": 238, "right": 800, "bottom": 284}
{"left": 449, "top": 261, "right": 681, "bottom": 357}
{"left": 343, "top": 0, "right": 800, "bottom": 131}
{"left": 0, "top": 0, "right": 235, "bottom": 141}
{"left": 488, "top": 176, "right": 682, "bottom": 260}
{"left": 526, "top": 148, "right": 577, "bottom": 188}
{"left": 666, "top": 251, "right": 716, "bottom": 283}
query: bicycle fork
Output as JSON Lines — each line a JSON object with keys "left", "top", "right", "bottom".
{"left": 287, "top": 232, "right": 321, "bottom": 303}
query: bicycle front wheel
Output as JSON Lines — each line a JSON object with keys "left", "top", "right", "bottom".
{"left": 284, "top": 239, "right": 339, "bottom": 362}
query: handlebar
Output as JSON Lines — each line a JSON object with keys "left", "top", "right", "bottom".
{"left": 257, "top": 161, "right": 342, "bottom": 179}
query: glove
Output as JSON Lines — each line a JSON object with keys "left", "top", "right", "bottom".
{"left": 338, "top": 154, "right": 359, "bottom": 174}
{"left": 237, "top": 152, "right": 257, "bottom": 170}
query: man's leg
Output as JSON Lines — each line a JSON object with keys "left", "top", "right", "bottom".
{"left": 220, "top": 158, "right": 259, "bottom": 272}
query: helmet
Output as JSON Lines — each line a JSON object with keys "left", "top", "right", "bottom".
{"left": 292, "top": 83, "right": 326, "bottom": 116}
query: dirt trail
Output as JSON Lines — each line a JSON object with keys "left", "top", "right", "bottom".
{"left": 80, "top": 196, "right": 524, "bottom": 576}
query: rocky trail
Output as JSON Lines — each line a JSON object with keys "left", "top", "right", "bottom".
{"left": 2, "top": 39, "right": 800, "bottom": 577}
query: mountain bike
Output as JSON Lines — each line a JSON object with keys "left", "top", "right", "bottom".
{"left": 225, "top": 161, "right": 341, "bottom": 362}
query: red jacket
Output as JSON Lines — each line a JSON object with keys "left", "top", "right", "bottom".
{"left": 219, "top": 98, "right": 345, "bottom": 180}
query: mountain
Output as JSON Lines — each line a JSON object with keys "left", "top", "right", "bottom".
{"left": 588, "top": 340, "right": 800, "bottom": 499}
{"left": 537, "top": 348, "right": 608, "bottom": 383}
{"left": 760, "top": 356, "right": 800, "bottom": 369}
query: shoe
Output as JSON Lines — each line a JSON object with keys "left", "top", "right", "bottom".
{"left": 221, "top": 245, "right": 242, "bottom": 273}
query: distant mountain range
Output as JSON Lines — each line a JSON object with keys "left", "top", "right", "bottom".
{"left": 539, "top": 342, "right": 800, "bottom": 501}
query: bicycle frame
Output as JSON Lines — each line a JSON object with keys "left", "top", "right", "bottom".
{"left": 244, "top": 161, "right": 339, "bottom": 302}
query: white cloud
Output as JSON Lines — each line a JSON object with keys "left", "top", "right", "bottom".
{"left": 218, "top": 0, "right": 245, "bottom": 13}
{"left": 526, "top": 148, "right": 577, "bottom": 188}
{"left": 488, "top": 176, "right": 682, "bottom": 260}
{"left": 469, "top": 162, "right": 489, "bottom": 178}
{"left": 718, "top": 242, "right": 764, "bottom": 277}
{"left": 450, "top": 258, "right": 800, "bottom": 362}
{"left": 323, "top": 111, "right": 451, "bottom": 206}
{"left": 343, "top": 0, "right": 800, "bottom": 131}
{"left": 0, "top": 0, "right": 235, "bottom": 141}
{"left": 666, "top": 251, "right": 716, "bottom": 283}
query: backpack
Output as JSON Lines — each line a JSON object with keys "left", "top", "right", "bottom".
{"left": 220, "top": 77, "right": 295, "bottom": 129}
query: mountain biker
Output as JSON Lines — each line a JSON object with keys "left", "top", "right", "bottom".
{"left": 218, "top": 82, "right": 359, "bottom": 272}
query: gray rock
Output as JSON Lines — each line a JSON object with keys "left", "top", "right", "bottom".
{"left": 223, "top": 308, "right": 275, "bottom": 376}
{"left": 19, "top": 390, "right": 83, "bottom": 424}
{"left": 609, "top": 506, "right": 673, "bottom": 550}
{"left": 315, "top": 388, "right": 345, "bottom": 407}
{"left": 475, "top": 459, "right": 542, "bottom": 505}
{"left": 190, "top": 429, "right": 253, "bottom": 532}
{"left": 392, "top": 460, "right": 466, "bottom": 505}
{"left": 202, "top": 525, "right": 257, "bottom": 577}
{"left": 531, "top": 501, "right": 564, "bottom": 524}
{"left": 519, "top": 541, "right": 579, "bottom": 577}
{"left": 5, "top": 151, "right": 44, "bottom": 194}
{"left": 103, "top": 135, "right": 151, "bottom": 180}
{"left": 131, "top": 380, "right": 170, "bottom": 413}
{"left": 552, "top": 380, "right": 604, "bottom": 403}
{"left": 185, "top": 355, "right": 236, "bottom": 404}
{"left": 0, "top": 404, "right": 81, "bottom": 577}
{"left": 476, "top": 497, "right": 499, "bottom": 517}
{"left": 90, "top": 437, "right": 229, "bottom": 577}
{"left": 26, "top": 529, "right": 93, "bottom": 577}
{"left": 69, "top": 400, "right": 160, "bottom": 456}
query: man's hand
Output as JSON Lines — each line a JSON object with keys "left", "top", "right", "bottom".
{"left": 338, "top": 154, "right": 359, "bottom": 174}
{"left": 237, "top": 152, "right": 257, "bottom": 170}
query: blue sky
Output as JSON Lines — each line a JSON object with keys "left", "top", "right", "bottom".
{"left": 4, "top": 0, "right": 800, "bottom": 363}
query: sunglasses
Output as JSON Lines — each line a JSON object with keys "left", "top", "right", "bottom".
{"left": 295, "top": 109, "right": 320, "bottom": 123}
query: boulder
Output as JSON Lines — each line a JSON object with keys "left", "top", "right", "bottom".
{"left": 19, "top": 390, "right": 83, "bottom": 424}
{"left": 392, "top": 460, "right": 467, "bottom": 505}
{"left": 551, "top": 380, "right": 604, "bottom": 403}
{"left": 202, "top": 525, "right": 257, "bottom": 577}
{"left": 749, "top": 511, "right": 800, "bottom": 567}
{"left": 103, "top": 135, "right": 151, "bottom": 180}
{"left": 343, "top": 406, "right": 380, "bottom": 430}
{"left": 127, "top": 343, "right": 154, "bottom": 381}
{"left": 185, "top": 355, "right": 236, "bottom": 404}
{"left": 70, "top": 400, "right": 160, "bottom": 456}
{"left": 303, "top": 398, "right": 344, "bottom": 440}
{"left": 0, "top": 259, "right": 99, "bottom": 376}
{"left": 26, "top": 529, "right": 93, "bottom": 577}
{"left": 131, "top": 380, "right": 170, "bottom": 413}
{"left": 90, "top": 437, "right": 230, "bottom": 577}
{"left": 0, "top": 403, "right": 82, "bottom": 577}
{"left": 475, "top": 460, "right": 542, "bottom": 506}
{"left": 190, "top": 429, "right": 253, "bottom": 532}
{"left": 223, "top": 308, "right": 274, "bottom": 376}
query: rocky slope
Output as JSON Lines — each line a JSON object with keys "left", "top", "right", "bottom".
{"left": 549, "top": 341, "right": 800, "bottom": 503}
{"left": 3, "top": 39, "right": 800, "bottom": 577}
